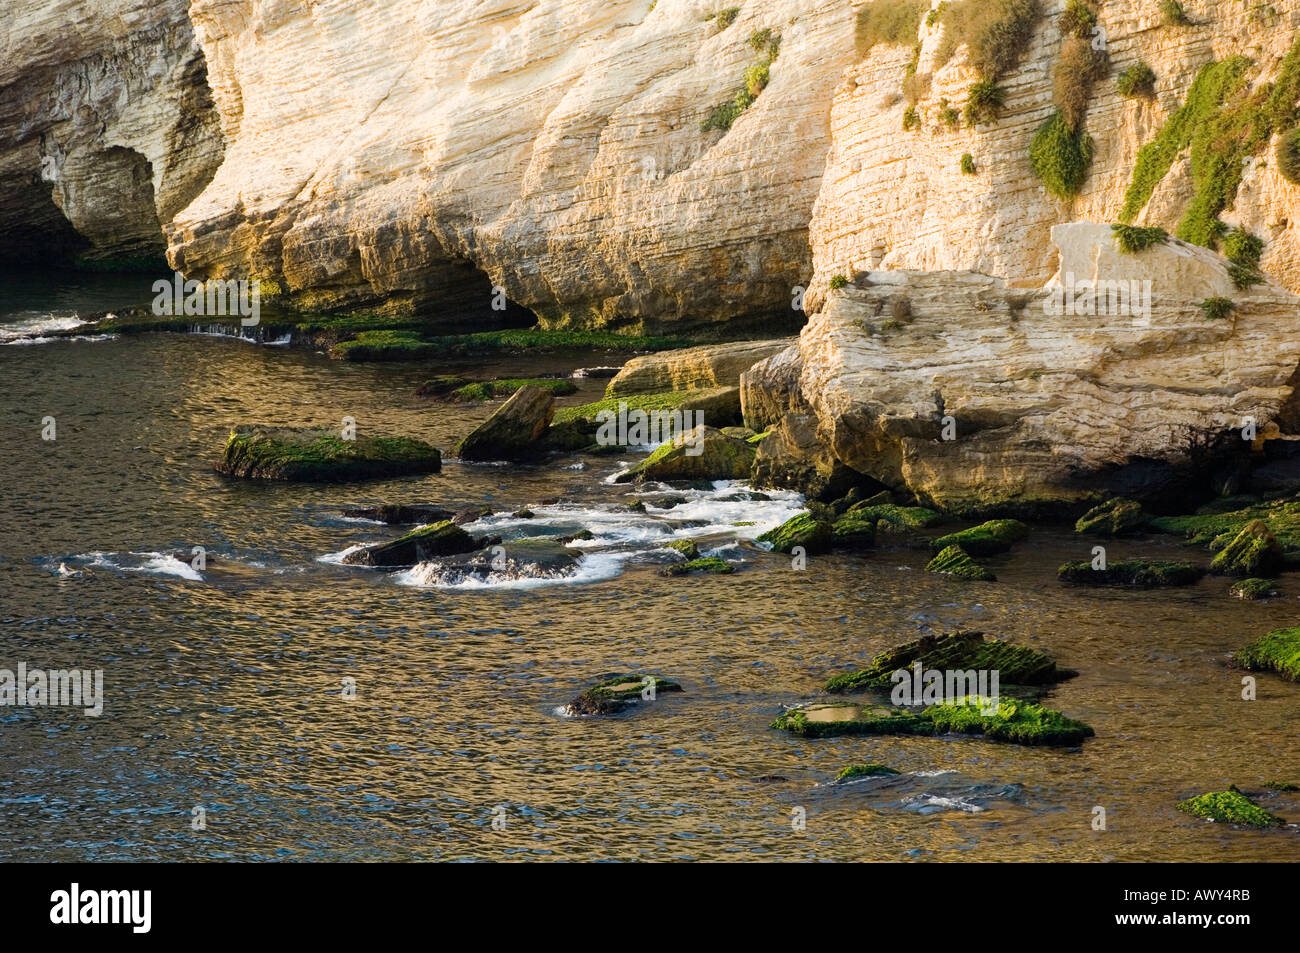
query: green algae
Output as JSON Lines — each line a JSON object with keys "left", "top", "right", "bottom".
{"left": 772, "top": 696, "right": 1094, "bottom": 746}
{"left": 831, "top": 515, "right": 876, "bottom": 549}
{"left": 1209, "top": 520, "right": 1283, "bottom": 577}
{"left": 1230, "top": 577, "right": 1278, "bottom": 600}
{"left": 824, "top": 630, "right": 1075, "bottom": 695}
{"left": 1149, "top": 497, "right": 1300, "bottom": 557}
{"left": 833, "top": 764, "right": 901, "bottom": 782}
{"left": 931, "top": 518, "right": 1028, "bottom": 555}
{"left": 566, "top": 674, "right": 684, "bottom": 715}
{"left": 665, "top": 539, "right": 701, "bottom": 560}
{"left": 1176, "top": 787, "right": 1283, "bottom": 827}
{"left": 448, "top": 378, "right": 578, "bottom": 401}
{"left": 1235, "top": 626, "right": 1300, "bottom": 682}
{"left": 926, "top": 545, "right": 995, "bottom": 581}
{"left": 845, "top": 502, "right": 944, "bottom": 528}
{"left": 216, "top": 426, "right": 441, "bottom": 482}
{"left": 659, "top": 556, "right": 735, "bottom": 576}
{"left": 758, "top": 513, "right": 834, "bottom": 554}
{"left": 1075, "top": 497, "right": 1147, "bottom": 536}
{"left": 1058, "top": 558, "right": 1203, "bottom": 588}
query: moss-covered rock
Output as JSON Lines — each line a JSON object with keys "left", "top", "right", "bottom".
{"left": 1176, "top": 787, "right": 1283, "bottom": 828}
{"left": 1231, "top": 577, "right": 1278, "bottom": 600}
{"left": 216, "top": 426, "right": 442, "bottom": 481}
{"left": 1150, "top": 497, "right": 1300, "bottom": 557}
{"left": 1075, "top": 497, "right": 1147, "bottom": 536}
{"left": 665, "top": 539, "right": 700, "bottom": 560}
{"left": 757, "top": 513, "right": 834, "bottom": 554}
{"left": 448, "top": 378, "right": 579, "bottom": 401}
{"left": 1235, "top": 626, "right": 1300, "bottom": 682}
{"left": 1058, "top": 559, "right": 1203, "bottom": 588}
{"left": 824, "top": 630, "right": 1076, "bottom": 694}
{"left": 659, "top": 556, "right": 735, "bottom": 576}
{"left": 833, "top": 764, "right": 900, "bottom": 782}
{"left": 772, "top": 697, "right": 1094, "bottom": 746}
{"left": 414, "top": 376, "right": 473, "bottom": 397}
{"left": 341, "top": 504, "right": 453, "bottom": 524}
{"left": 329, "top": 330, "right": 439, "bottom": 361}
{"left": 1209, "top": 520, "right": 1284, "bottom": 577}
{"left": 932, "top": 519, "right": 1029, "bottom": 556}
{"left": 552, "top": 388, "right": 741, "bottom": 428}
{"left": 616, "top": 425, "right": 755, "bottom": 482}
{"left": 846, "top": 502, "right": 944, "bottom": 528}
{"left": 926, "top": 545, "right": 995, "bottom": 581}
{"left": 342, "top": 519, "right": 482, "bottom": 567}
{"left": 831, "top": 514, "right": 876, "bottom": 549}
{"left": 565, "top": 674, "right": 684, "bottom": 715}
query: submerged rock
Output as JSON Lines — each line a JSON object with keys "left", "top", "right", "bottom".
{"left": 343, "top": 519, "right": 481, "bottom": 567}
{"left": 615, "top": 425, "right": 755, "bottom": 483}
{"left": 772, "top": 698, "right": 1094, "bottom": 746}
{"left": 342, "top": 504, "right": 454, "bottom": 524}
{"left": 1075, "top": 498, "right": 1147, "bottom": 536}
{"left": 833, "top": 764, "right": 900, "bottom": 782}
{"left": 757, "top": 513, "right": 833, "bottom": 555}
{"left": 1058, "top": 559, "right": 1204, "bottom": 588}
{"left": 564, "top": 674, "right": 683, "bottom": 716}
{"left": 216, "top": 426, "right": 441, "bottom": 481}
{"left": 1209, "top": 520, "right": 1284, "bottom": 577}
{"left": 659, "top": 556, "right": 734, "bottom": 577}
{"left": 414, "top": 376, "right": 473, "bottom": 397}
{"left": 932, "top": 519, "right": 1028, "bottom": 556}
{"left": 1235, "top": 626, "right": 1300, "bottom": 682}
{"left": 1176, "top": 787, "right": 1283, "bottom": 828}
{"left": 1230, "top": 577, "right": 1278, "bottom": 600}
{"left": 455, "top": 384, "right": 555, "bottom": 461}
{"left": 926, "top": 545, "right": 995, "bottom": 581}
{"left": 824, "top": 630, "right": 1076, "bottom": 694}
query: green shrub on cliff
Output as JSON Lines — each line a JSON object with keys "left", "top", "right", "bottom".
{"left": 1198, "top": 296, "right": 1235, "bottom": 320}
{"left": 1279, "top": 128, "right": 1300, "bottom": 184}
{"left": 1160, "top": 0, "right": 1193, "bottom": 27}
{"left": 960, "top": 153, "right": 977, "bottom": 174}
{"left": 1117, "top": 62, "right": 1157, "bottom": 98}
{"left": 1030, "top": 110, "right": 1094, "bottom": 198}
{"left": 855, "top": 0, "right": 927, "bottom": 56}
{"left": 1059, "top": 0, "right": 1096, "bottom": 38}
{"left": 701, "top": 26, "right": 781, "bottom": 132}
{"left": 964, "top": 80, "right": 1006, "bottom": 124}
{"left": 1223, "top": 227, "right": 1265, "bottom": 289}
{"left": 1111, "top": 223, "right": 1168, "bottom": 253}
{"left": 1054, "top": 35, "right": 1109, "bottom": 131}
{"left": 935, "top": 0, "right": 1044, "bottom": 82}
{"left": 706, "top": 7, "right": 740, "bottom": 30}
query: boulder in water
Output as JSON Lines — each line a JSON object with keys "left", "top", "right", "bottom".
{"left": 455, "top": 384, "right": 555, "bottom": 461}
{"left": 343, "top": 504, "right": 454, "bottom": 524}
{"left": 564, "top": 674, "right": 683, "bottom": 715}
{"left": 216, "top": 426, "right": 441, "bottom": 482}
{"left": 343, "top": 519, "right": 482, "bottom": 567}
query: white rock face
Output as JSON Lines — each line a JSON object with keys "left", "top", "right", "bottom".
{"left": 0, "top": 0, "right": 222, "bottom": 264}
{"left": 5, "top": 0, "right": 1300, "bottom": 333}
{"left": 743, "top": 222, "right": 1300, "bottom": 511}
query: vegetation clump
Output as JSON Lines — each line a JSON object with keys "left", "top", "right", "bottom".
{"left": 935, "top": 0, "right": 1044, "bottom": 82}
{"left": 1111, "top": 223, "right": 1168, "bottom": 253}
{"left": 1279, "top": 127, "right": 1300, "bottom": 184}
{"left": 701, "top": 25, "right": 782, "bottom": 131}
{"left": 660, "top": 556, "right": 735, "bottom": 576}
{"left": 964, "top": 80, "right": 1007, "bottom": 124}
{"left": 1054, "top": 34, "right": 1109, "bottom": 131}
{"left": 834, "top": 764, "right": 900, "bottom": 782}
{"left": 1177, "top": 787, "right": 1283, "bottom": 827}
{"left": 855, "top": 0, "right": 927, "bottom": 56}
{"left": 216, "top": 426, "right": 441, "bottom": 482}
{"left": 1117, "top": 62, "right": 1157, "bottom": 99}
{"left": 829, "top": 274, "right": 850, "bottom": 290}
{"left": 960, "top": 152, "right": 977, "bottom": 174}
{"left": 926, "top": 545, "right": 995, "bottom": 580}
{"left": 758, "top": 513, "right": 834, "bottom": 554}
{"left": 1235, "top": 626, "right": 1300, "bottom": 681}
{"left": 773, "top": 697, "right": 1094, "bottom": 746}
{"left": 1030, "top": 110, "right": 1095, "bottom": 198}
{"left": 1222, "top": 227, "right": 1265, "bottom": 289}
{"left": 1230, "top": 577, "right": 1277, "bottom": 600}
{"left": 932, "top": 518, "right": 1028, "bottom": 556}
{"left": 1160, "top": 0, "right": 1193, "bottom": 27}
{"left": 566, "top": 674, "right": 683, "bottom": 715}
{"left": 844, "top": 502, "right": 944, "bottom": 528}
{"left": 1198, "top": 296, "right": 1236, "bottom": 320}
{"left": 447, "top": 378, "right": 578, "bottom": 401}
{"left": 1058, "top": 558, "right": 1204, "bottom": 588}
{"left": 1209, "top": 520, "right": 1283, "bottom": 577}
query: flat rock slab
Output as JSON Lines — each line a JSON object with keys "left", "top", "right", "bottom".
{"left": 216, "top": 426, "right": 441, "bottom": 482}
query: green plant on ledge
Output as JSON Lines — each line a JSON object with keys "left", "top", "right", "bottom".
{"left": 1030, "top": 110, "right": 1094, "bottom": 198}
{"left": 1117, "top": 62, "right": 1157, "bottom": 98}
{"left": 961, "top": 153, "right": 977, "bottom": 174}
{"left": 1161, "top": 0, "right": 1193, "bottom": 26}
{"left": 700, "top": 27, "right": 782, "bottom": 132}
{"left": 1279, "top": 127, "right": 1300, "bottom": 183}
{"left": 964, "top": 79, "right": 1007, "bottom": 124}
{"left": 855, "top": 0, "right": 928, "bottom": 57}
{"left": 1199, "top": 296, "right": 1236, "bottom": 320}
{"left": 902, "top": 105, "right": 921, "bottom": 130}
{"left": 829, "top": 274, "right": 849, "bottom": 290}
{"left": 1111, "top": 223, "right": 1168, "bottom": 253}
{"left": 1223, "top": 226, "right": 1266, "bottom": 289}
{"left": 706, "top": 6, "right": 740, "bottom": 31}
{"left": 1059, "top": 0, "right": 1097, "bottom": 38}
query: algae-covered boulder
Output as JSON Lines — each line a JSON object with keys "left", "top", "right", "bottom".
{"left": 1150, "top": 497, "right": 1300, "bottom": 557}
{"left": 216, "top": 426, "right": 442, "bottom": 482}
{"left": 831, "top": 514, "right": 876, "bottom": 549}
{"left": 455, "top": 384, "right": 555, "bottom": 461}
{"left": 342, "top": 504, "right": 454, "bottom": 524}
{"left": 757, "top": 513, "right": 833, "bottom": 554}
{"left": 931, "top": 519, "right": 1028, "bottom": 556}
{"left": 665, "top": 539, "right": 700, "bottom": 560}
{"left": 1075, "top": 498, "right": 1146, "bottom": 536}
{"left": 824, "top": 630, "right": 1075, "bottom": 694}
{"left": 846, "top": 502, "right": 943, "bottom": 529}
{"left": 414, "top": 376, "right": 473, "bottom": 397}
{"left": 1230, "top": 577, "right": 1278, "bottom": 600}
{"left": 1209, "top": 520, "right": 1283, "bottom": 577}
{"left": 343, "top": 519, "right": 482, "bottom": 567}
{"left": 1176, "top": 787, "right": 1283, "bottom": 828}
{"left": 772, "top": 697, "right": 1094, "bottom": 746}
{"left": 1235, "top": 626, "right": 1300, "bottom": 681}
{"left": 833, "top": 764, "right": 900, "bottom": 782}
{"left": 616, "top": 425, "right": 755, "bottom": 482}
{"left": 659, "top": 556, "right": 735, "bottom": 576}
{"left": 565, "top": 674, "right": 684, "bottom": 715}
{"left": 1058, "top": 559, "right": 1203, "bottom": 588}
{"left": 926, "top": 545, "right": 995, "bottom": 581}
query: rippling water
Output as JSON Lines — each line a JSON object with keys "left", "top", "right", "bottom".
{"left": 2, "top": 279, "right": 1298, "bottom": 861}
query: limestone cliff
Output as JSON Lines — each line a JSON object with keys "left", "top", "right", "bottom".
{"left": 4, "top": 0, "right": 1300, "bottom": 333}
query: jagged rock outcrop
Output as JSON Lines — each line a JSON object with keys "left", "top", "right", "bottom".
{"left": 743, "top": 222, "right": 1300, "bottom": 513}
{"left": 607, "top": 339, "right": 794, "bottom": 395}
